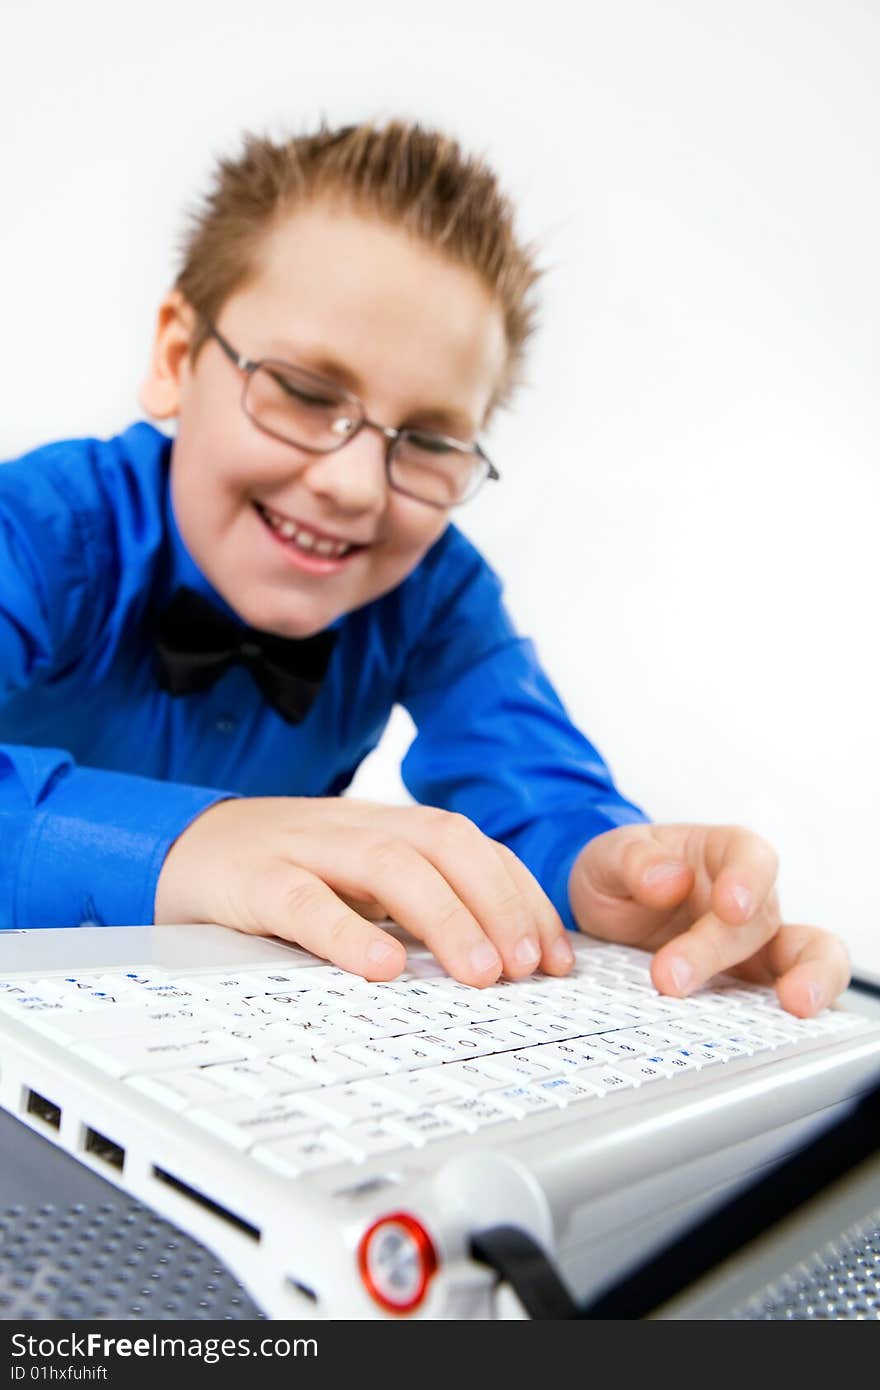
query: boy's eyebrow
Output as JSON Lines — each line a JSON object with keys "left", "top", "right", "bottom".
{"left": 263, "top": 340, "right": 478, "bottom": 438}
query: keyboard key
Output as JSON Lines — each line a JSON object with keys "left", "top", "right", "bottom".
{"left": 382, "top": 1109, "right": 468, "bottom": 1147}
{"left": 198, "top": 1059, "right": 312, "bottom": 1099}
{"left": 402, "top": 1031, "right": 476, "bottom": 1061}
{"left": 500, "top": 1049, "right": 561, "bottom": 1082}
{"left": 338, "top": 1036, "right": 450, "bottom": 1072}
{"left": 576, "top": 1066, "right": 640, "bottom": 1095}
{"left": 58, "top": 970, "right": 164, "bottom": 992}
{"left": 36, "top": 978, "right": 134, "bottom": 1007}
{"left": 370, "top": 1006, "right": 439, "bottom": 1036}
{"left": 686, "top": 1042, "right": 732, "bottom": 1066}
{"left": 430, "top": 1026, "right": 506, "bottom": 1060}
{"left": 127, "top": 1067, "right": 242, "bottom": 1111}
{"left": 255, "top": 1011, "right": 359, "bottom": 1047}
{"left": 574, "top": 994, "right": 649, "bottom": 1026}
{"left": 668, "top": 1018, "right": 724, "bottom": 1042}
{"left": 269, "top": 1051, "right": 379, "bottom": 1086}
{"left": 526, "top": 1014, "right": 584, "bottom": 1042}
{"left": 536, "top": 1041, "right": 606, "bottom": 1071}
{"left": 435, "top": 1096, "right": 513, "bottom": 1131}
{"left": 480, "top": 1019, "right": 557, "bottom": 1049}
{"left": 566, "top": 1012, "right": 621, "bottom": 1036}
{"left": 324, "top": 1121, "right": 411, "bottom": 1162}
{"left": 611, "top": 1056, "right": 675, "bottom": 1083}
{"left": 11, "top": 1002, "right": 201, "bottom": 1044}
{"left": 532, "top": 1075, "right": 601, "bottom": 1108}
{"left": 184, "top": 973, "right": 295, "bottom": 1000}
{"left": 71, "top": 1029, "right": 254, "bottom": 1077}
{"left": 589, "top": 1035, "right": 649, "bottom": 1060}
{"left": 116, "top": 982, "right": 201, "bottom": 1006}
{"left": 253, "top": 1131, "right": 355, "bottom": 1177}
{"left": 659, "top": 1047, "right": 705, "bottom": 1072}
{"left": 491, "top": 1085, "right": 559, "bottom": 1118}
{"left": 297, "top": 1082, "right": 400, "bottom": 1126}
{"left": 287, "top": 965, "right": 377, "bottom": 991}
{"left": 236, "top": 968, "right": 325, "bottom": 992}
{"left": 808, "top": 1011, "right": 865, "bottom": 1035}
{"left": 415, "top": 998, "right": 486, "bottom": 1027}
{"left": 558, "top": 1036, "right": 620, "bottom": 1064}
{"left": 615, "top": 1026, "right": 689, "bottom": 1050}
{"left": 437, "top": 1060, "right": 515, "bottom": 1095}
{"left": 717, "top": 1034, "right": 761, "bottom": 1057}
{"left": 0, "top": 992, "right": 71, "bottom": 1018}
{"left": 202, "top": 1021, "right": 309, "bottom": 1054}
{"left": 188, "top": 1097, "right": 325, "bottom": 1150}
{"left": 360, "top": 1073, "right": 461, "bottom": 1115}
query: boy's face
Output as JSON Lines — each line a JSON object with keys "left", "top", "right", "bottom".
{"left": 141, "top": 202, "right": 507, "bottom": 637}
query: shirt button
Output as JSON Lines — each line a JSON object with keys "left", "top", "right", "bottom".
{"left": 215, "top": 716, "right": 236, "bottom": 734}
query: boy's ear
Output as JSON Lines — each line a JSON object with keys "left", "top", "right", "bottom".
{"left": 138, "top": 291, "right": 198, "bottom": 420}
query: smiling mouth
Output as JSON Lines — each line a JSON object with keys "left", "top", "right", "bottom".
{"left": 253, "top": 502, "right": 367, "bottom": 558}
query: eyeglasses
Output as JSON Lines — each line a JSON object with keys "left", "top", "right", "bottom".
{"left": 204, "top": 320, "right": 500, "bottom": 509}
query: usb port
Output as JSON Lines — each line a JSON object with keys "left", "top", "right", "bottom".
{"left": 26, "top": 1089, "right": 62, "bottom": 1129}
{"left": 82, "top": 1126, "right": 125, "bottom": 1170}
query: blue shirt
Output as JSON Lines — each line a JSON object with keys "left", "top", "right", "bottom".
{"left": 0, "top": 421, "right": 648, "bottom": 934}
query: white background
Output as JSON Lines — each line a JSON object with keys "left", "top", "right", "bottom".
{"left": 2, "top": 2, "right": 877, "bottom": 969}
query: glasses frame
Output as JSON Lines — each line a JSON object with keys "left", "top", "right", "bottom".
{"left": 203, "top": 319, "right": 500, "bottom": 509}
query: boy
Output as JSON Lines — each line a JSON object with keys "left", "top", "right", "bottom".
{"left": 0, "top": 120, "right": 849, "bottom": 1013}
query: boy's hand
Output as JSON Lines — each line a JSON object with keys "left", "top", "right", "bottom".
{"left": 154, "top": 797, "right": 574, "bottom": 987}
{"left": 569, "top": 823, "right": 851, "bottom": 1017}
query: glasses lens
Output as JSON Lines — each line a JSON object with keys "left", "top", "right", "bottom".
{"left": 390, "top": 431, "right": 486, "bottom": 506}
{"left": 246, "top": 364, "right": 361, "bottom": 450}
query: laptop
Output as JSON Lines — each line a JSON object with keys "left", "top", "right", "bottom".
{"left": 1, "top": 921, "right": 879, "bottom": 1320}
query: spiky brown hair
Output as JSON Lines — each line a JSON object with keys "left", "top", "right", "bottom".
{"left": 173, "top": 119, "right": 542, "bottom": 415}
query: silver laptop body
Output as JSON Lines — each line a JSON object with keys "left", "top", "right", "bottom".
{"left": 1, "top": 923, "right": 878, "bottom": 1320}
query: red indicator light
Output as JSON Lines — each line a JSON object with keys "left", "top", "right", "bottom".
{"left": 358, "top": 1211, "right": 438, "bottom": 1314}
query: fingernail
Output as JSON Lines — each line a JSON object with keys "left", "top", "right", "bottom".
{"left": 470, "top": 941, "right": 502, "bottom": 975}
{"left": 550, "top": 937, "right": 576, "bottom": 969}
{"left": 731, "top": 885, "right": 753, "bottom": 918}
{"left": 644, "top": 862, "right": 684, "bottom": 886}
{"left": 808, "top": 981, "right": 824, "bottom": 1012}
{"left": 366, "top": 940, "right": 400, "bottom": 970}
{"left": 669, "top": 956, "right": 694, "bottom": 993}
{"left": 514, "top": 937, "right": 541, "bottom": 968}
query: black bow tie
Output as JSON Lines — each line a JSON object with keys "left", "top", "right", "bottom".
{"left": 153, "top": 586, "right": 338, "bottom": 725}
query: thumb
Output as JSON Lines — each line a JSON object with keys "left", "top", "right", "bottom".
{"left": 570, "top": 826, "right": 695, "bottom": 942}
{"left": 580, "top": 826, "right": 694, "bottom": 905}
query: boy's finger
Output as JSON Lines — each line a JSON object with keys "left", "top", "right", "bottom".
{"left": 583, "top": 826, "right": 694, "bottom": 909}
{"left": 279, "top": 830, "right": 507, "bottom": 987}
{"left": 706, "top": 825, "right": 779, "bottom": 924}
{"left": 392, "top": 809, "right": 555, "bottom": 981}
{"left": 491, "top": 841, "right": 574, "bottom": 974}
{"left": 762, "top": 924, "right": 852, "bottom": 1017}
{"left": 250, "top": 864, "right": 408, "bottom": 980}
{"left": 650, "top": 903, "right": 779, "bottom": 999}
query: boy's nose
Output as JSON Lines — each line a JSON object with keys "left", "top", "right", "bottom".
{"left": 299, "top": 430, "right": 388, "bottom": 515}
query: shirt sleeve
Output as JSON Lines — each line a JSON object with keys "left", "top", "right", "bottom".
{"left": 398, "top": 530, "right": 650, "bottom": 931}
{"left": 0, "top": 457, "right": 237, "bottom": 931}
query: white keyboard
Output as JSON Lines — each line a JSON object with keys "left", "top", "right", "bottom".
{"left": 0, "top": 942, "right": 869, "bottom": 1180}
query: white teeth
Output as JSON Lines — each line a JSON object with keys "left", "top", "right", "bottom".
{"left": 260, "top": 505, "right": 353, "bottom": 558}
